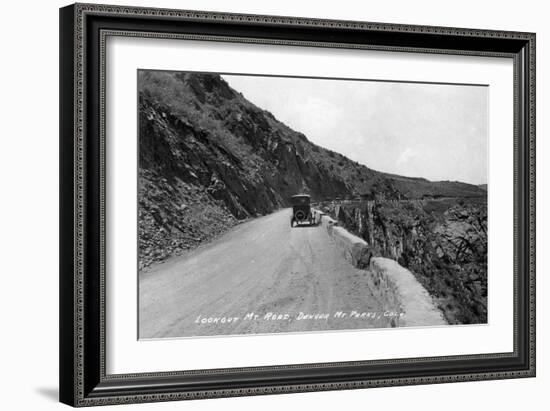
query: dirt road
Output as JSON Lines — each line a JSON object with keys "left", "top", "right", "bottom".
{"left": 139, "top": 208, "right": 391, "bottom": 338}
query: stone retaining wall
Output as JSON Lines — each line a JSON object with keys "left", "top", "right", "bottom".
{"left": 315, "top": 210, "right": 446, "bottom": 327}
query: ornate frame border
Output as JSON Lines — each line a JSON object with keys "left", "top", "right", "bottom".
{"left": 60, "top": 3, "right": 535, "bottom": 407}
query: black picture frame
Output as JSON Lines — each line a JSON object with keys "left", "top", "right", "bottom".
{"left": 59, "top": 3, "right": 536, "bottom": 407}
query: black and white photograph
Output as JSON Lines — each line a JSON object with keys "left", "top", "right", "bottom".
{"left": 137, "top": 70, "right": 488, "bottom": 339}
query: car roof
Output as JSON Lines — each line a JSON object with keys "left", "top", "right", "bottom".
{"left": 291, "top": 194, "right": 310, "bottom": 198}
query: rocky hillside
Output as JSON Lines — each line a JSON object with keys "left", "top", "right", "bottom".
{"left": 325, "top": 198, "right": 487, "bottom": 324}
{"left": 138, "top": 71, "right": 486, "bottom": 269}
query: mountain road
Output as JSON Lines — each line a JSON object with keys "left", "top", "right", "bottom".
{"left": 139, "top": 208, "right": 392, "bottom": 338}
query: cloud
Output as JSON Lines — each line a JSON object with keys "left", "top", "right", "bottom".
{"left": 396, "top": 147, "right": 417, "bottom": 167}
{"left": 222, "top": 74, "right": 487, "bottom": 184}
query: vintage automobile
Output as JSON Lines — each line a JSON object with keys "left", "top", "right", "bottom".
{"left": 290, "top": 194, "right": 315, "bottom": 227}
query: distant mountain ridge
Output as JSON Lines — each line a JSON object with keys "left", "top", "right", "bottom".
{"left": 137, "top": 71, "right": 486, "bottom": 267}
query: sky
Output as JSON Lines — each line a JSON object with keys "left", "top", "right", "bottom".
{"left": 222, "top": 74, "right": 488, "bottom": 185}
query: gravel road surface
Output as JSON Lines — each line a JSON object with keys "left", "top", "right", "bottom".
{"left": 139, "top": 208, "right": 391, "bottom": 338}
